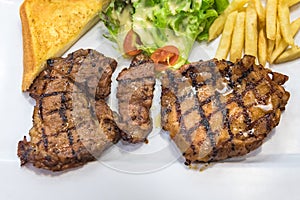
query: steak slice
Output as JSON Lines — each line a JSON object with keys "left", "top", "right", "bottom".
{"left": 116, "top": 54, "right": 156, "bottom": 143}
{"left": 17, "top": 49, "right": 122, "bottom": 171}
{"left": 161, "top": 55, "right": 290, "bottom": 164}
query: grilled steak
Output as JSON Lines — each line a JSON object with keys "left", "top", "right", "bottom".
{"left": 17, "top": 49, "right": 122, "bottom": 171}
{"left": 161, "top": 55, "right": 290, "bottom": 164}
{"left": 116, "top": 54, "right": 156, "bottom": 143}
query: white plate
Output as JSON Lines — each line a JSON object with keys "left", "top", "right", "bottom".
{"left": 1, "top": 0, "right": 300, "bottom": 200}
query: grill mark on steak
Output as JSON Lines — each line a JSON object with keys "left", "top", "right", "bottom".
{"left": 116, "top": 54, "right": 156, "bottom": 143}
{"left": 194, "top": 59, "right": 269, "bottom": 160}
{"left": 67, "top": 129, "right": 74, "bottom": 147}
{"left": 162, "top": 55, "right": 290, "bottom": 163}
{"left": 67, "top": 52, "right": 74, "bottom": 74}
{"left": 17, "top": 49, "right": 122, "bottom": 171}
{"left": 164, "top": 71, "right": 191, "bottom": 143}
{"left": 222, "top": 108, "right": 235, "bottom": 152}
{"left": 41, "top": 128, "right": 48, "bottom": 151}
{"left": 226, "top": 63, "right": 254, "bottom": 129}
{"left": 183, "top": 62, "right": 224, "bottom": 160}
{"left": 59, "top": 93, "right": 68, "bottom": 125}
{"left": 233, "top": 92, "right": 252, "bottom": 127}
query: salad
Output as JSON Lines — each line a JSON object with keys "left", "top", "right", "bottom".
{"left": 100, "top": 0, "right": 229, "bottom": 69}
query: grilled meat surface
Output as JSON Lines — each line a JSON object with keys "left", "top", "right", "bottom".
{"left": 17, "top": 49, "right": 122, "bottom": 171}
{"left": 161, "top": 55, "right": 290, "bottom": 164}
{"left": 116, "top": 54, "right": 156, "bottom": 143}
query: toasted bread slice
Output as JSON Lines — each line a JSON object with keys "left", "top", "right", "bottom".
{"left": 20, "top": 0, "right": 110, "bottom": 91}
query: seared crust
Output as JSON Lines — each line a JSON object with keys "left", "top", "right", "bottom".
{"left": 116, "top": 54, "right": 156, "bottom": 143}
{"left": 161, "top": 55, "right": 290, "bottom": 164}
{"left": 17, "top": 49, "right": 121, "bottom": 171}
{"left": 20, "top": 0, "right": 110, "bottom": 91}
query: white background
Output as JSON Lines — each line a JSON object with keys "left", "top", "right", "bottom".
{"left": 1, "top": 0, "right": 300, "bottom": 199}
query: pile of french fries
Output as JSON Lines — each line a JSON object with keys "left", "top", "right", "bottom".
{"left": 209, "top": 0, "right": 300, "bottom": 65}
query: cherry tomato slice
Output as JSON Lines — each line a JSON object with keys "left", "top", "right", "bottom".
{"left": 123, "top": 29, "right": 142, "bottom": 56}
{"left": 150, "top": 45, "right": 179, "bottom": 66}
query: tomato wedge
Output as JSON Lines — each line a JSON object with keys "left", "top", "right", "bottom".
{"left": 150, "top": 45, "right": 179, "bottom": 66}
{"left": 123, "top": 29, "right": 142, "bottom": 56}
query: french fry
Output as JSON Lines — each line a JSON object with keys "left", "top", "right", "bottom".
{"left": 267, "top": 39, "right": 275, "bottom": 62}
{"left": 230, "top": 11, "right": 245, "bottom": 62}
{"left": 288, "top": 0, "right": 300, "bottom": 7}
{"left": 266, "top": 0, "right": 277, "bottom": 40}
{"left": 245, "top": 4, "right": 258, "bottom": 58}
{"left": 270, "top": 17, "right": 300, "bottom": 63}
{"left": 208, "top": 15, "right": 227, "bottom": 42}
{"left": 275, "top": 19, "right": 282, "bottom": 49}
{"left": 208, "top": 0, "right": 248, "bottom": 41}
{"left": 253, "top": 0, "right": 266, "bottom": 26}
{"left": 215, "top": 11, "right": 238, "bottom": 59}
{"left": 258, "top": 28, "right": 267, "bottom": 66}
{"left": 213, "top": 0, "right": 300, "bottom": 65}
{"left": 275, "top": 46, "right": 300, "bottom": 63}
{"left": 278, "top": 0, "right": 294, "bottom": 45}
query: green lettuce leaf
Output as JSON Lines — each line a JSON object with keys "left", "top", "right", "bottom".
{"left": 100, "top": 0, "right": 229, "bottom": 68}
